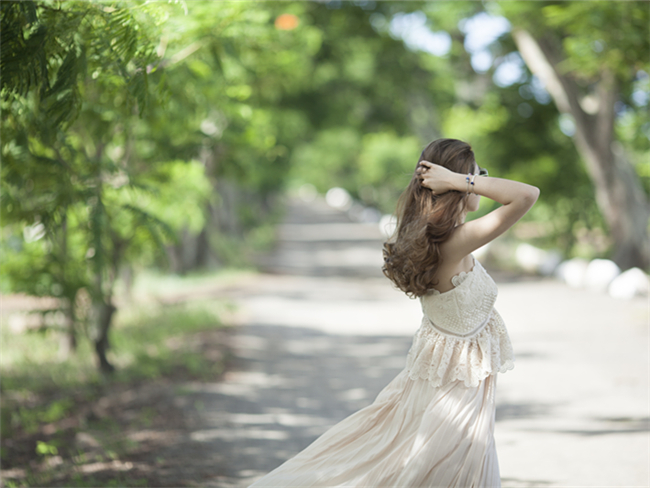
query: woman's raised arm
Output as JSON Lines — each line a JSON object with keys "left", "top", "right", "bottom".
{"left": 417, "top": 160, "right": 539, "bottom": 262}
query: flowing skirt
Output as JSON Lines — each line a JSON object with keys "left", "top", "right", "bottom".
{"left": 249, "top": 369, "right": 501, "bottom": 488}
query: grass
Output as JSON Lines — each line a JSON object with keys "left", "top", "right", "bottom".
{"left": 1, "top": 268, "right": 249, "bottom": 487}
{"left": 111, "top": 303, "right": 230, "bottom": 380}
{"left": 1, "top": 302, "right": 228, "bottom": 394}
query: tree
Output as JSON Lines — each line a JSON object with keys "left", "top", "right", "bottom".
{"left": 285, "top": 0, "right": 597, "bottom": 249}
{"left": 499, "top": 1, "right": 650, "bottom": 269}
{"left": 417, "top": 2, "right": 599, "bottom": 255}
{"left": 129, "top": 2, "right": 329, "bottom": 271}
{"left": 1, "top": 1, "right": 210, "bottom": 371}
{"left": 280, "top": 2, "right": 443, "bottom": 212}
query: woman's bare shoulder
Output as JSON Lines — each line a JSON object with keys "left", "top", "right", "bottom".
{"left": 431, "top": 252, "right": 474, "bottom": 293}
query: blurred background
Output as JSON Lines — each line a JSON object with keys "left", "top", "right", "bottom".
{"left": 1, "top": 1, "right": 648, "bottom": 487}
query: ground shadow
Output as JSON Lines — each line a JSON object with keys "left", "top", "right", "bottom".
{"left": 172, "top": 321, "right": 560, "bottom": 487}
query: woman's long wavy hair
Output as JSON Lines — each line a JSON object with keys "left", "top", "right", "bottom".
{"left": 382, "top": 138, "right": 476, "bottom": 298}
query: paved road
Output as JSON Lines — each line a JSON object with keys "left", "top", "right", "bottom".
{"left": 182, "top": 197, "right": 649, "bottom": 488}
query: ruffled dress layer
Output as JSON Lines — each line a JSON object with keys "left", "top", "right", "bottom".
{"left": 249, "top": 257, "right": 513, "bottom": 488}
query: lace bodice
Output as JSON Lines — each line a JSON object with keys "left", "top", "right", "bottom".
{"left": 422, "top": 258, "right": 498, "bottom": 337}
{"left": 405, "top": 256, "right": 514, "bottom": 388}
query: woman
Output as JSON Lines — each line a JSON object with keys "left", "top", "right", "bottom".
{"left": 250, "top": 138, "right": 539, "bottom": 487}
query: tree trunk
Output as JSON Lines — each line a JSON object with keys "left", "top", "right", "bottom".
{"left": 513, "top": 29, "right": 650, "bottom": 270}
{"left": 59, "top": 210, "right": 79, "bottom": 355}
{"left": 58, "top": 297, "right": 77, "bottom": 360}
{"left": 93, "top": 300, "right": 116, "bottom": 374}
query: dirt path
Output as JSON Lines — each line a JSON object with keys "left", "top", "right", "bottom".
{"left": 174, "top": 197, "right": 648, "bottom": 488}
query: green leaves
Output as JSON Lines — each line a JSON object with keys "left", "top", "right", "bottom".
{"left": 0, "top": 2, "right": 48, "bottom": 97}
{"left": 0, "top": 1, "right": 215, "bottom": 333}
{"left": 357, "top": 132, "right": 422, "bottom": 210}
{"left": 500, "top": 1, "right": 650, "bottom": 81}
{"left": 3, "top": 0, "right": 647, "bottom": 319}
{"left": 2, "top": 1, "right": 162, "bottom": 130}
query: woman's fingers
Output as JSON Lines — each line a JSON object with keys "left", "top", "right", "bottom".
{"left": 416, "top": 161, "right": 432, "bottom": 176}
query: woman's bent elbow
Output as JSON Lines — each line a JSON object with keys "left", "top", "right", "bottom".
{"left": 524, "top": 186, "right": 540, "bottom": 207}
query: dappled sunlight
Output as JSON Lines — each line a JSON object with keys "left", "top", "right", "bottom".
{"left": 2, "top": 1, "right": 648, "bottom": 485}
{"left": 191, "top": 428, "right": 290, "bottom": 442}
{"left": 176, "top": 320, "right": 414, "bottom": 482}
{"left": 228, "top": 413, "right": 329, "bottom": 427}
{"left": 240, "top": 293, "right": 422, "bottom": 336}
{"left": 201, "top": 198, "right": 648, "bottom": 486}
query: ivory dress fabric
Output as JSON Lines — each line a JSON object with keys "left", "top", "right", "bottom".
{"left": 249, "top": 257, "right": 513, "bottom": 488}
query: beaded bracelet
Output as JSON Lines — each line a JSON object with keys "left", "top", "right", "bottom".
{"left": 466, "top": 173, "right": 477, "bottom": 194}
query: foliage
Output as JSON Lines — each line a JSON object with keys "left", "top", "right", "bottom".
{"left": 496, "top": 1, "right": 650, "bottom": 177}
{"left": 3, "top": 1, "right": 649, "bottom": 372}
{"left": 2, "top": 1, "right": 649, "bottom": 481}
{"left": 279, "top": 1, "right": 609, "bottom": 257}
{"left": 284, "top": 3, "right": 444, "bottom": 211}
{"left": 0, "top": 1, "right": 156, "bottom": 128}
{"left": 498, "top": 1, "right": 649, "bottom": 81}
{"left": 491, "top": 1, "right": 649, "bottom": 266}
{"left": 1, "top": 1, "right": 210, "bottom": 370}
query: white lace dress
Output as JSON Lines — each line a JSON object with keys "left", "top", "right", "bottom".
{"left": 249, "top": 257, "right": 514, "bottom": 488}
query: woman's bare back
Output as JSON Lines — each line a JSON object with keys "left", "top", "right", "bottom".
{"left": 431, "top": 253, "right": 475, "bottom": 293}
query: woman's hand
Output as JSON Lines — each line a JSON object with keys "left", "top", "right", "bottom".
{"left": 416, "top": 160, "right": 456, "bottom": 195}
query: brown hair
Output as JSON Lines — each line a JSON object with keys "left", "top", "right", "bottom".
{"left": 382, "top": 138, "right": 476, "bottom": 298}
